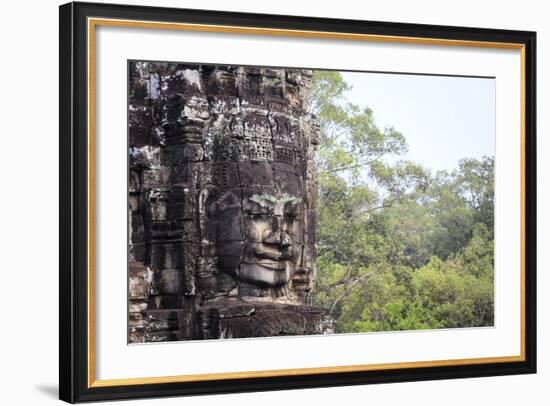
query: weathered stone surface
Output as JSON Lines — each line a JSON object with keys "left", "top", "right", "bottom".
{"left": 165, "top": 69, "right": 204, "bottom": 96}
{"left": 238, "top": 161, "right": 274, "bottom": 187}
{"left": 129, "top": 242, "right": 146, "bottom": 263}
{"left": 199, "top": 300, "right": 333, "bottom": 339}
{"left": 129, "top": 126, "right": 151, "bottom": 146}
{"left": 166, "top": 188, "right": 196, "bottom": 220}
{"left": 274, "top": 169, "right": 303, "bottom": 196}
{"left": 144, "top": 309, "right": 186, "bottom": 342}
{"left": 128, "top": 62, "right": 330, "bottom": 343}
{"left": 145, "top": 190, "right": 168, "bottom": 221}
{"left": 206, "top": 66, "right": 239, "bottom": 96}
{"left": 128, "top": 261, "right": 153, "bottom": 343}
{"left": 150, "top": 242, "right": 185, "bottom": 269}
{"left": 130, "top": 146, "right": 161, "bottom": 170}
{"left": 129, "top": 213, "right": 145, "bottom": 242}
{"left": 142, "top": 167, "right": 172, "bottom": 191}
{"left": 129, "top": 171, "right": 140, "bottom": 193}
{"left": 154, "top": 268, "right": 183, "bottom": 295}
{"left": 129, "top": 77, "right": 149, "bottom": 105}
{"left": 164, "top": 143, "right": 204, "bottom": 164}
{"left": 169, "top": 163, "right": 196, "bottom": 186}
{"left": 129, "top": 261, "right": 152, "bottom": 300}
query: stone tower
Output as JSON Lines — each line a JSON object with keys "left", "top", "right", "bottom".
{"left": 128, "top": 62, "right": 333, "bottom": 342}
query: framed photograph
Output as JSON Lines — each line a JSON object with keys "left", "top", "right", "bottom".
{"left": 59, "top": 1, "right": 536, "bottom": 403}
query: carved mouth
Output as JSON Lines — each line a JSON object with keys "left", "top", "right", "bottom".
{"left": 255, "top": 249, "right": 293, "bottom": 261}
{"left": 252, "top": 259, "right": 288, "bottom": 271}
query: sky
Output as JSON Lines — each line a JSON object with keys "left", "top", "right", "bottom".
{"left": 340, "top": 71, "right": 495, "bottom": 173}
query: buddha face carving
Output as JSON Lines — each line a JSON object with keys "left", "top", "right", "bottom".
{"left": 239, "top": 192, "right": 303, "bottom": 286}
{"left": 207, "top": 160, "right": 305, "bottom": 288}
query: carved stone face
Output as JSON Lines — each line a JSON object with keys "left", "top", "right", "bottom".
{"left": 239, "top": 192, "right": 303, "bottom": 286}
{"left": 208, "top": 161, "right": 305, "bottom": 288}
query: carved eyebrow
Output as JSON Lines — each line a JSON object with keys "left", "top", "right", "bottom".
{"left": 249, "top": 194, "right": 301, "bottom": 207}
{"left": 284, "top": 198, "right": 302, "bottom": 207}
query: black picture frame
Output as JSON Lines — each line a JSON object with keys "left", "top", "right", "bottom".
{"left": 59, "top": 1, "right": 537, "bottom": 403}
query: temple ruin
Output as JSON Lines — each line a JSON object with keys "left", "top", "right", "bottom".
{"left": 128, "top": 61, "right": 333, "bottom": 342}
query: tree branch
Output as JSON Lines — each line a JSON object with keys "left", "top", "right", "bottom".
{"left": 328, "top": 271, "right": 377, "bottom": 316}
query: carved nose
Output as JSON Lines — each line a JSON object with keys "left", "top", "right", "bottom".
{"left": 264, "top": 230, "right": 292, "bottom": 247}
{"left": 264, "top": 217, "right": 292, "bottom": 247}
{"left": 280, "top": 232, "right": 292, "bottom": 247}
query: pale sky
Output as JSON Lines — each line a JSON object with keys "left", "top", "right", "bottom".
{"left": 340, "top": 71, "right": 495, "bottom": 173}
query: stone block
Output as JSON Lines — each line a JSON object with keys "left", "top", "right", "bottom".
{"left": 164, "top": 143, "right": 204, "bottom": 164}
{"left": 129, "top": 171, "right": 140, "bottom": 193}
{"left": 129, "top": 261, "right": 151, "bottom": 300}
{"left": 130, "top": 213, "right": 145, "bottom": 242}
{"left": 238, "top": 161, "right": 274, "bottom": 187}
{"left": 242, "top": 136, "right": 273, "bottom": 161}
{"left": 208, "top": 96, "right": 240, "bottom": 115}
{"left": 165, "top": 69, "right": 204, "bottom": 96}
{"left": 129, "top": 77, "right": 149, "bottom": 105}
{"left": 239, "top": 72, "right": 262, "bottom": 97}
{"left": 180, "top": 96, "right": 209, "bottom": 120}
{"left": 274, "top": 169, "right": 303, "bottom": 196}
{"left": 166, "top": 197, "right": 195, "bottom": 221}
{"left": 154, "top": 268, "right": 183, "bottom": 295}
{"left": 129, "top": 126, "right": 151, "bottom": 146}
{"left": 149, "top": 242, "right": 185, "bottom": 269}
{"left": 210, "top": 136, "right": 244, "bottom": 162}
{"left": 170, "top": 163, "right": 196, "bottom": 186}
{"left": 199, "top": 301, "right": 332, "bottom": 339}
{"left": 212, "top": 162, "right": 239, "bottom": 188}
{"left": 129, "top": 242, "right": 146, "bottom": 263}
{"left": 216, "top": 271, "right": 238, "bottom": 295}
{"left": 243, "top": 112, "right": 271, "bottom": 139}
{"left": 206, "top": 67, "right": 238, "bottom": 96}
{"left": 129, "top": 105, "right": 152, "bottom": 128}
{"left": 145, "top": 190, "right": 168, "bottom": 221}
{"left": 148, "top": 219, "right": 197, "bottom": 241}
{"left": 128, "top": 194, "right": 139, "bottom": 212}
{"left": 144, "top": 309, "right": 182, "bottom": 342}
{"left": 215, "top": 207, "right": 245, "bottom": 241}
{"left": 129, "top": 146, "right": 161, "bottom": 170}
{"left": 142, "top": 167, "right": 172, "bottom": 191}
{"left": 262, "top": 70, "right": 284, "bottom": 100}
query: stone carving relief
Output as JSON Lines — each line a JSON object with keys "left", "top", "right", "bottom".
{"left": 128, "top": 62, "right": 332, "bottom": 342}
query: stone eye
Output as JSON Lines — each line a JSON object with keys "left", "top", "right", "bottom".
{"left": 284, "top": 203, "right": 300, "bottom": 217}
{"left": 284, "top": 210, "right": 297, "bottom": 219}
{"left": 244, "top": 199, "right": 273, "bottom": 215}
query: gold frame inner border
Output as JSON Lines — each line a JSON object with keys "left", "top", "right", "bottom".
{"left": 86, "top": 17, "right": 527, "bottom": 388}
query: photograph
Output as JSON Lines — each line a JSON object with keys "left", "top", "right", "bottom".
{"left": 0, "top": 0, "right": 543, "bottom": 402}
{"left": 127, "top": 61, "right": 496, "bottom": 343}
{"left": 57, "top": 2, "right": 536, "bottom": 401}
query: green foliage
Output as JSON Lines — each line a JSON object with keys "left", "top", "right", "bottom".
{"left": 311, "top": 71, "right": 494, "bottom": 333}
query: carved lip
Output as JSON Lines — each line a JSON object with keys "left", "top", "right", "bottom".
{"left": 251, "top": 259, "right": 289, "bottom": 271}
{"left": 255, "top": 249, "right": 293, "bottom": 261}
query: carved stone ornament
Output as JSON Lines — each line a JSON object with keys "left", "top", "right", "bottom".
{"left": 128, "top": 62, "right": 332, "bottom": 342}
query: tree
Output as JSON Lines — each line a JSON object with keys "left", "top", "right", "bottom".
{"left": 310, "top": 71, "right": 494, "bottom": 333}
